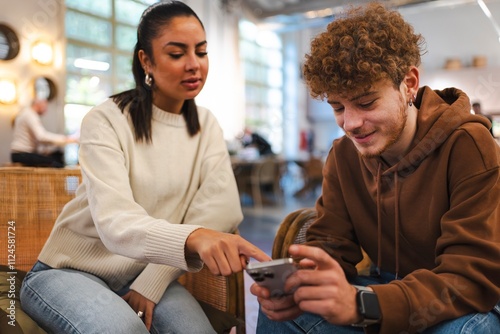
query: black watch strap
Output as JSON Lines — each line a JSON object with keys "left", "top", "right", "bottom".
{"left": 351, "top": 285, "right": 381, "bottom": 327}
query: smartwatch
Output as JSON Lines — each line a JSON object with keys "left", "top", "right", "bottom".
{"left": 351, "top": 285, "right": 381, "bottom": 327}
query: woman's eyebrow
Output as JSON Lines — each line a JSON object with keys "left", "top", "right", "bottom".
{"left": 164, "top": 40, "right": 207, "bottom": 49}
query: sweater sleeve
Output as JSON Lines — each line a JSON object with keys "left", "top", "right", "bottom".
{"left": 130, "top": 264, "right": 185, "bottom": 303}
{"left": 306, "top": 143, "right": 365, "bottom": 279}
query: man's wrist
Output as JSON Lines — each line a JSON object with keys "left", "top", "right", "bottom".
{"left": 351, "top": 285, "right": 381, "bottom": 327}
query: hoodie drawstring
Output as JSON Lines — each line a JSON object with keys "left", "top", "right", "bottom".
{"left": 394, "top": 172, "right": 400, "bottom": 280}
{"left": 376, "top": 163, "right": 382, "bottom": 276}
{"left": 375, "top": 162, "right": 400, "bottom": 280}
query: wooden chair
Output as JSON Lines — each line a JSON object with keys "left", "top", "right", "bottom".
{"left": 249, "top": 158, "right": 284, "bottom": 208}
{"left": 272, "top": 208, "right": 372, "bottom": 276}
{"left": 293, "top": 157, "right": 324, "bottom": 198}
{"left": 0, "top": 167, "right": 245, "bottom": 334}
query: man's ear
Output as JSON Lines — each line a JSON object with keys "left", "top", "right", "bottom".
{"left": 403, "top": 66, "right": 420, "bottom": 96}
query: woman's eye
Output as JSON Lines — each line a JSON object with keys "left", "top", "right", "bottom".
{"left": 169, "top": 54, "right": 183, "bottom": 59}
{"left": 332, "top": 107, "right": 344, "bottom": 113}
{"left": 196, "top": 51, "right": 208, "bottom": 57}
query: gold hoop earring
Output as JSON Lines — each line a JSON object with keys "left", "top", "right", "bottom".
{"left": 145, "top": 73, "right": 153, "bottom": 87}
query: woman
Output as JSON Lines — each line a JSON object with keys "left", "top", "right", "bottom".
{"left": 20, "top": 2, "right": 269, "bottom": 333}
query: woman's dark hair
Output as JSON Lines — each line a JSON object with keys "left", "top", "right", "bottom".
{"left": 111, "top": 1, "right": 204, "bottom": 142}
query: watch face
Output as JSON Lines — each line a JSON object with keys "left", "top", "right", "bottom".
{"left": 359, "top": 291, "right": 381, "bottom": 320}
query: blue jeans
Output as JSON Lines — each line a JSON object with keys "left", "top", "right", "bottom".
{"left": 20, "top": 261, "right": 216, "bottom": 334}
{"left": 256, "top": 272, "right": 500, "bottom": 334}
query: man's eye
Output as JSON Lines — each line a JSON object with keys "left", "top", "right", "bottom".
{"left": 359, "top": 101, "right": 375, "bottom": 108}
{"left": 332, "top": 107, "right": 344, "bottom": 113}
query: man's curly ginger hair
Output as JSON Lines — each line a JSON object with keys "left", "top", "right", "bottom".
{"left": 303, "top": 2, "right": 425, "bottom": 100}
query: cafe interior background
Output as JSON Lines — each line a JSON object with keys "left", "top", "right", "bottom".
{"left": 1, "top": 1, "right": 500, "bottom": 332}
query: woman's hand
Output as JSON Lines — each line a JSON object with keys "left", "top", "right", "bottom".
{"left": 122, "top": 290, "right": 156, "bottom": 330}
{"left": 185, "top": 228, "right": 271, "bottom": 276}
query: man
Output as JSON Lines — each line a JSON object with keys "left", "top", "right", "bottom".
{"left": 472, "top": 101, "right": 495, "bottom": 136}
{"left": 251, "top": 3, "right": 500, "bottom": 333}
{"left": 241, "top": 127, "right": 274, "bottom": 156}
{"left": 11, "top": 98, "right": 77, "bottom": 167}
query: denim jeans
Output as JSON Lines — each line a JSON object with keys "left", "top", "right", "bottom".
{"left": 256, "top": 271, "right": 500, "bottom": 334}
{"left": 20, "top": 261, "right": 216, "bottom": 334}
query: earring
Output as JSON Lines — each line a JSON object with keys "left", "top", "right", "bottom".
{"left": 145, "top": 73, "right": 153, "bottom": 87}
{"left": 408, "top": 94, "right": 416, "bottom": 107}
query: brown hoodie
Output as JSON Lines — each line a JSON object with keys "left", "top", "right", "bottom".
{"left": 306, "top": 86, "right": 500, "bottom": 333}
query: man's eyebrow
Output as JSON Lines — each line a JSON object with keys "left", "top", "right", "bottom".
{"left": 327, "top": 91, "right": 376, "bottom": 104}
{"left": 164, "top": 40, "right": 207, "bottom": 49}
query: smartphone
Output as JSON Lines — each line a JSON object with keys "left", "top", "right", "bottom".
{"left": 246, "top": 258, "right": 297, "bottom": 298}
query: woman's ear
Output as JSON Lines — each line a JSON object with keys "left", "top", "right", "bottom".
{"left": 138, "top": 49, "right": 150, "bottom": 72}
{"left": 403, "top": 66, "right": 420, "bottom": 96}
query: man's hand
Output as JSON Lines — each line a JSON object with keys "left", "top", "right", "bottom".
{"left": 252, "top": 244, "right": 361, "bottom": 325}
{"left": 250, "top": 283, "right": 303, "bottom": 321}
{"left": 185, "top": 228, "right": 271, "bottom": 276}
{"left": 122, "top": 290, "right": 155, "bottom": 330}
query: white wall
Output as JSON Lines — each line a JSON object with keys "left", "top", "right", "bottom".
{"left": 186, "top": 0, "right": 246, "bottom": 139}
{"left": 0, "top": 0, "right": 66, "bottom": 165}
{"left": 402, "top": 0, "right": 500, "bottom": 114}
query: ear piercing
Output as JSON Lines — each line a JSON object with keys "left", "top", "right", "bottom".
{"left": 408, "top": 94, "right": 416, "bottom": 107}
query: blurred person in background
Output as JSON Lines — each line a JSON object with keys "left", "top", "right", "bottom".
{"left": 11, "top": 98, "right": 77, "bottom": 167}
{"left": 472, "top": 101, "right": 494, "bottom": 136}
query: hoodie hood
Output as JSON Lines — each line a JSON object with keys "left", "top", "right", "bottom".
{"left": 364, "top": 86, "right": 490, "bottom": 176}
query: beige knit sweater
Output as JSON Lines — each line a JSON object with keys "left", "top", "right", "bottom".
{"left": 38, "top": 99, "right": 243, "bottom": 303}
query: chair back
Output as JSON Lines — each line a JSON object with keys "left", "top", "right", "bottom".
{"left": 251, "top": 158, "right": 279, "bottom": 184}
{"left": 272, "top": 208, "right": 317, "bottom": 259}
{"left": 0, "top": 167, "right": 82, "bottom": 272}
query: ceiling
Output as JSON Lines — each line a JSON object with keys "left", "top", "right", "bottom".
{"left": 237, "top": 0, "right": 438, "bottom": 28}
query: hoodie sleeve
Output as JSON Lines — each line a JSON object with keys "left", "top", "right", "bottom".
{"left": 306, "top": 142, "right": 366, "bottom": 279}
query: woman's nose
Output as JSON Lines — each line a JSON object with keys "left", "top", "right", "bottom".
{"left": 185, "top": 53, "right": 200, "bottom": 72}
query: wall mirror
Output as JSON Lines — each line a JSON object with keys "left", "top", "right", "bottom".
{"left": 0, "top": 23, "right": 20, "bottom": 60}
{"left": 33, "top": 76, "right": 57, "bottom": 100}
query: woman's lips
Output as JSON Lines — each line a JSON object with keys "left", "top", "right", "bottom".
{"left": 181, "top": 78, "right": 201, "bottom": 90}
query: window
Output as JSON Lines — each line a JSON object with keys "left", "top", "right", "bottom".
{"left": 239, "top": 20, "right": 284, "bottom": 153}
{"left": 64, "top": 0, "right": 157, "bottom": 164}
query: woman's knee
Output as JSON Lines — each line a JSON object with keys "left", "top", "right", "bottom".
{"left": 21, "top": 268, "right": 149, "bottom": 334}
{"left": 151, "top": 282, "right": 216, "bottom": 334}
